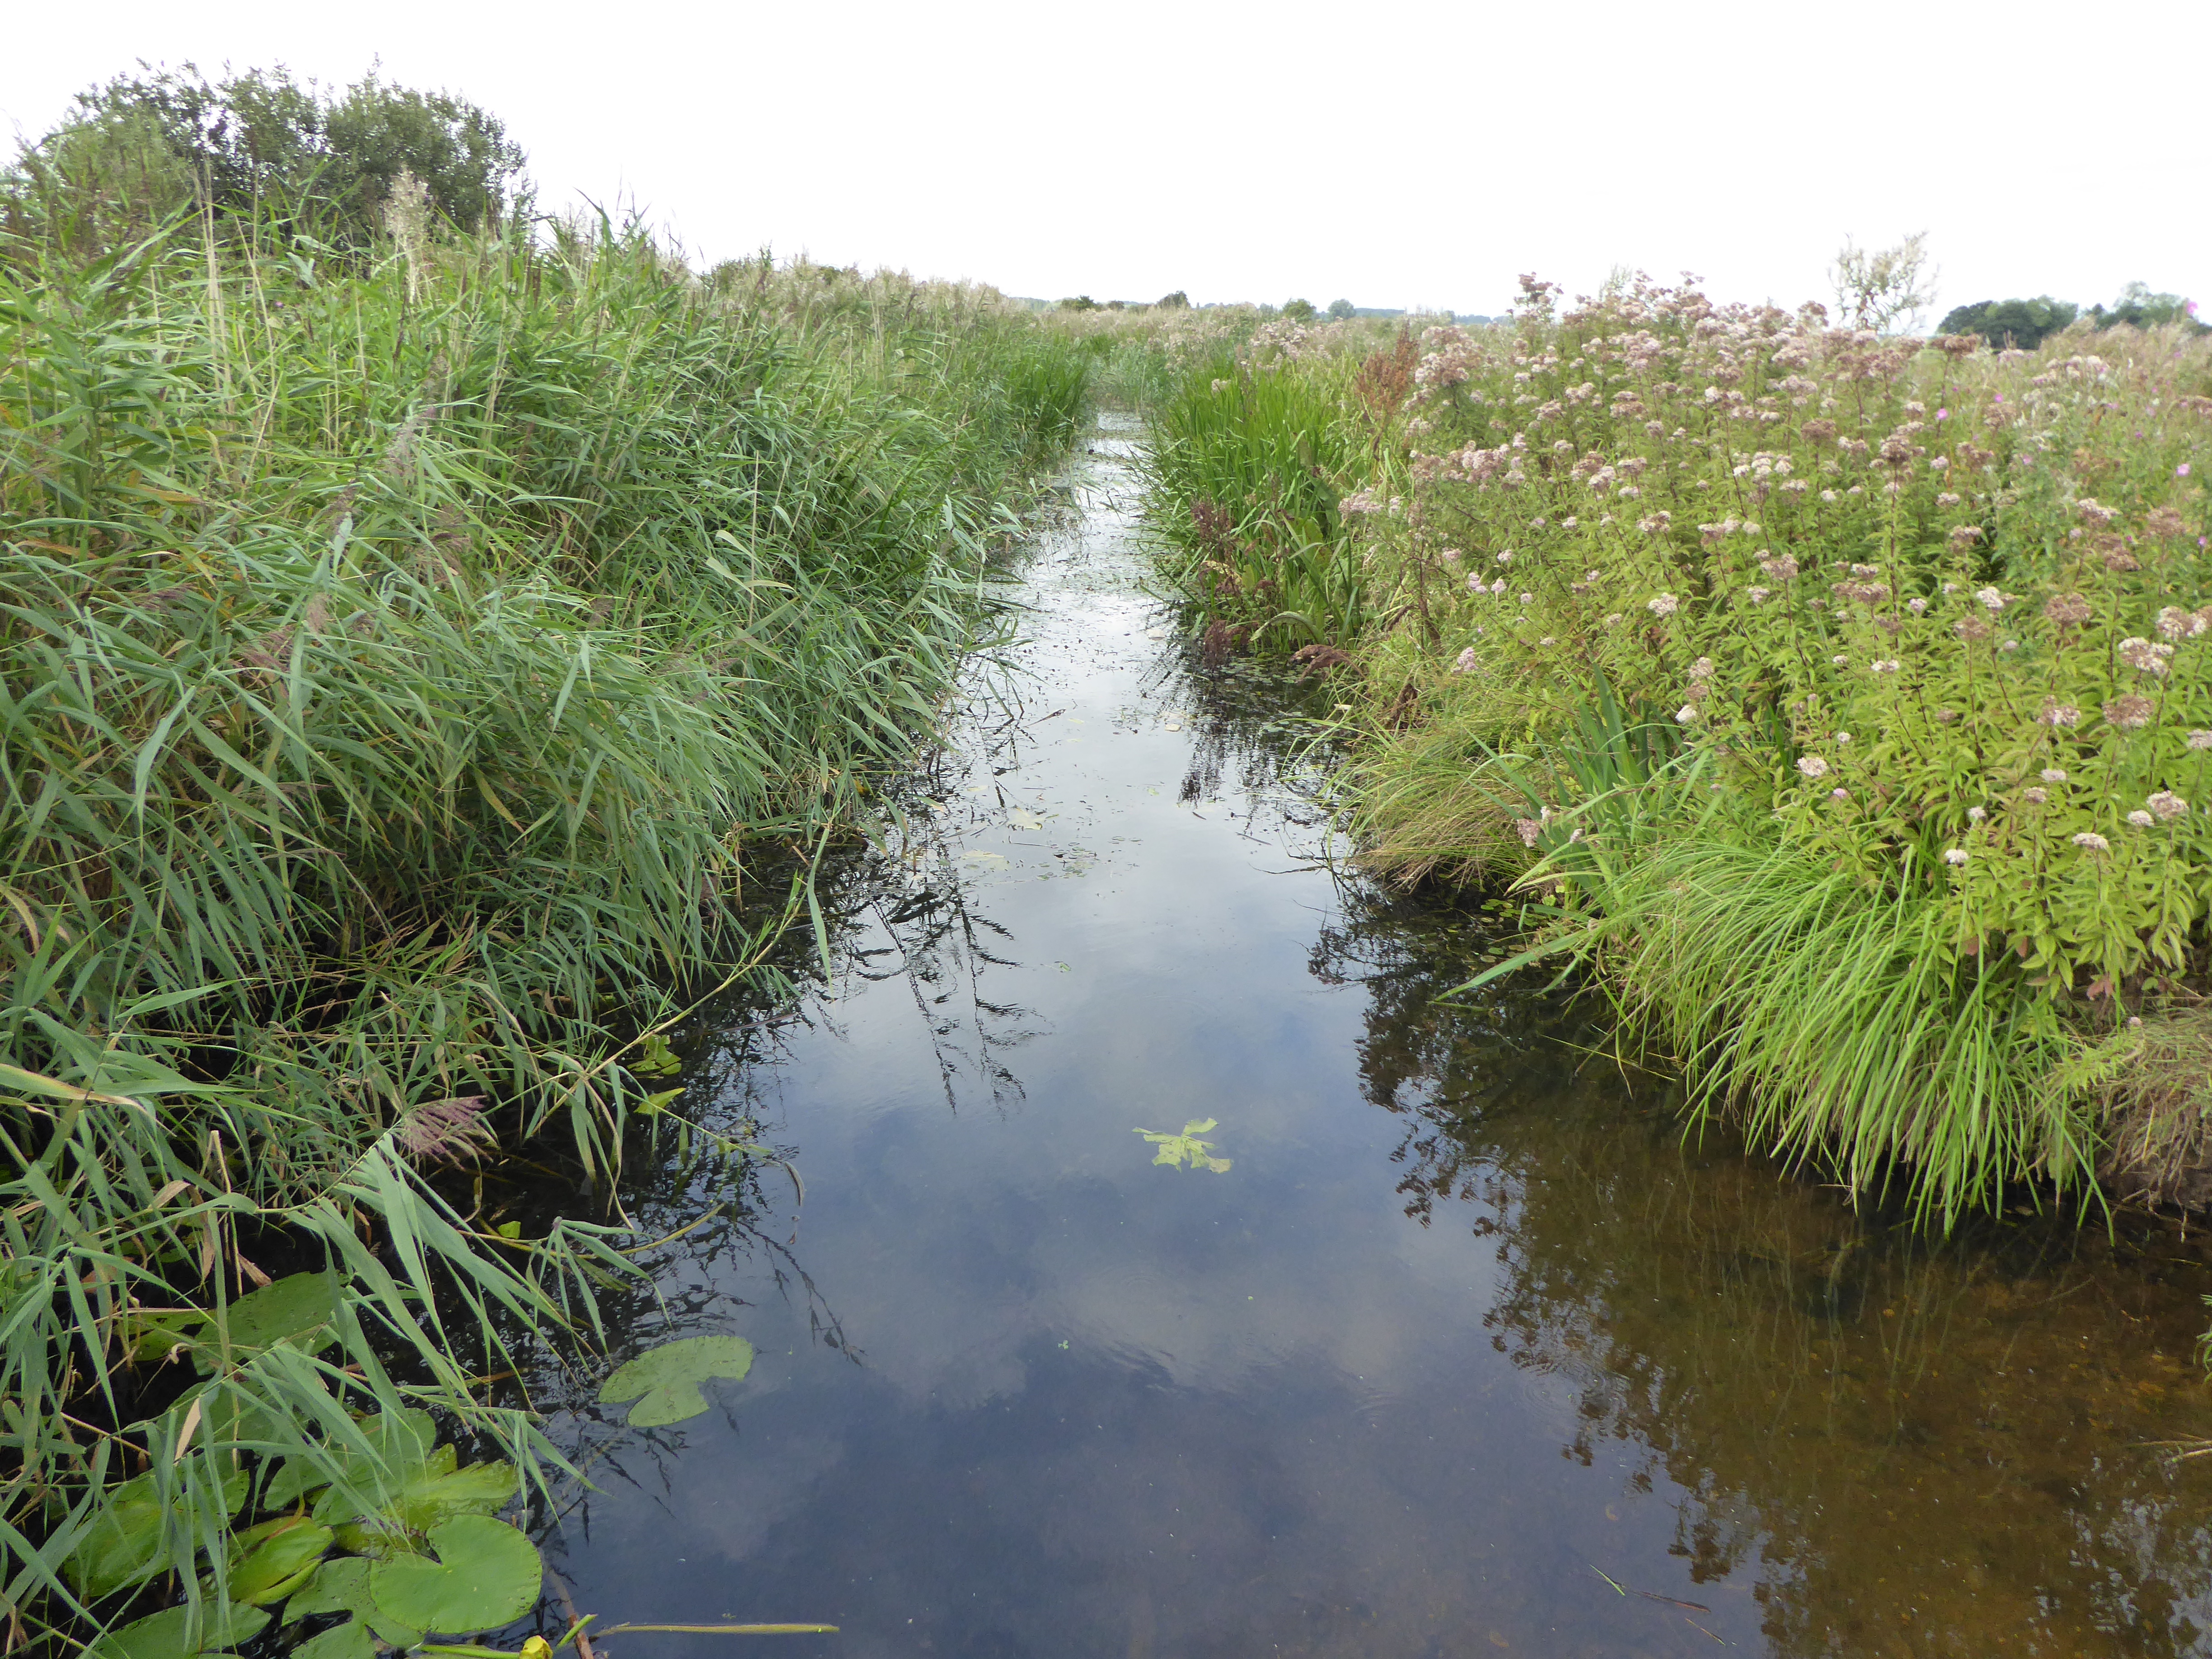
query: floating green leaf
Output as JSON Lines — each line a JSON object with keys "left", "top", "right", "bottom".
{"left": 224, "top": 1518, "right": 332, "bottom": 1603}
{"left": 276, "top": 1409, "right": 436, "bottom": 1514}
{"left": 1135, "top": 1119, "right": 1232, "bottom": 1172}
{"left": 633, "top": 1087, "right": 683, "bottom": 1118}
{"left": 632, "top": 1033, "right": 681, "bottom": 1077}
{"left": 68, "top": 1470, "right": 248, "bottom": 1600}
{"left": 597, "top": 1335, "right": 755, "bottom": 1427}
{"left": 286, "top": 1556, "right": 422, "bottom": 1648}
{"left": 329, "top": 1453, "right": 516, "bottom": 1552}
{"left": 89, "top": 1602, "right": 268, "bottom": 1659}
{"left": 367, "top": 1516, "right": 543, "bottom": 1635}
{"left": 194, "top": 1271, "right": 342, "bottom": 1372}
{"left": 290, "top": 1620, "right": 375, "bottom": 1659}
{"left": 126, "top": 1311, "right": 203, "bottom": 1364}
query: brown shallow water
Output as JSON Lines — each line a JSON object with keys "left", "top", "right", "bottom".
{"left": 509, "top": 414, "right": 2212, "bottom": 1658}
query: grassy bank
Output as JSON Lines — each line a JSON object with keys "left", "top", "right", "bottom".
{"left": 1111, "top": 274, "right": 2212, "bottom": 1223}
{"left": 1, "top": 99, "right": 1090, "bottom": 1653}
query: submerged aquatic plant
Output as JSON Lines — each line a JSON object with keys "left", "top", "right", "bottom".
{"left": 1136, "top": 1119, "right": 1233, "bottom": 1172}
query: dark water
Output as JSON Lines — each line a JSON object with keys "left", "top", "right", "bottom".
{"left": 521, "top": 416, "right": 2212, "bottom": 1658}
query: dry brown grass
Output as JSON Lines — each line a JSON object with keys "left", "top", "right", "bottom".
{"left": 2093, "top": 1003, "right": 2212, "bottom": 1208}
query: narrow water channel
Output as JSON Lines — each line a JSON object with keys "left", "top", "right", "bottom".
{"left": 529, "top": 416, "right": 2212, "bottom": 1658}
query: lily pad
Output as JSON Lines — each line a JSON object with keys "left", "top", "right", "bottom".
{"left": 290, "top": 1620, "right": 375, "bottom": 1659}
{"left": 68, "top": 1469, "right": 248, "bottom": 1600}
{"left": 270, "top": 1408, "right": 436, "bottom": 1511}
{"left": 598, "top": 1335, "right": 755, "bottom": 1427}
{"left": 126, "top": 1311, "right": 203, "bottom": 1364}
{"left": 367, "top": 1516, "right": 542, "bottom": 1635}
{"left": 194, "top": 1272, "right": 341, "bottom": 1372}
{"left": 89, "top": 1602, "right": 268, "bottom": 1659}
{"left": 286, "top": 1556, "right": 422, "bottom": 1648}
{"left": 225, "top": 1518, "right": 332, "bottom": 1603}
{"left": 328, "top": 1453, "right": 516, "bottom": 1553}
{"left": 1135, "top": 1119, "right": 1232, "bottom": 1173}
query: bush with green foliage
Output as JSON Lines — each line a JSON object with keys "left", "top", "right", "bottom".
{"left": 2091, "top": 281, "right": 2204, "bottom": 333}
{"left": 1137, "top": 319, "right": 1417, "bottom": 647}
{"left": 1135, "top": 267, "right": 2212, "bottom": 1221}
{"left": 1937, "top": 295, "right": 2080, "bottom": 351}
{"left": 1940, "top": 286, "right": 2203, "bottom": 351}
{"left": 3, "top": 66, "right": 525, "bottom": 253}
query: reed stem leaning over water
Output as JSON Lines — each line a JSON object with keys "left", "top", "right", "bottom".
{"left": 0, "top": 133, "right": 1092, "bottom": 1653}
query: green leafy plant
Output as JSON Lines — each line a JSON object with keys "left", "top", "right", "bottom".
{"left": 89, "top": 1599, "right": 270, "bottom": 1659}
{"left": 1152, "top": 264, "right": 2212, "bottom": 1223}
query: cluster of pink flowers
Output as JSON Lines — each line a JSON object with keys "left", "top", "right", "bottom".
{"left": 1307, "top": 260, "right": 2212, "bottom": 974}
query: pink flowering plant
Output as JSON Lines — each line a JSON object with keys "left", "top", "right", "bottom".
{"left": 1369, "top": 273, "right": 2212, "bottom": 998}
{"left": 1137, "top": 269, "right": 2212, "bottom": 1214}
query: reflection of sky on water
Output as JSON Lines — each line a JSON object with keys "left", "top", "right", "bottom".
{"left": 530, "top": 417, "right": 2212, "bottom": 1659}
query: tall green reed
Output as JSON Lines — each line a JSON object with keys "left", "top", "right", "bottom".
{"left": 0, "top": 194, "right": 1089, "bottom": 1652}
{"left": 1139, "top": 350, "right": 1378, "bottom": 647}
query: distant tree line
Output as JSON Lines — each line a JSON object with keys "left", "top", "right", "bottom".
{"left": 1056, "top": 292, "right": 1190, "bottom": 312}
{"left": 3, "top": 63, "right": 526, "bottom": 250}
{"left": 1939, "top": 283, "right": 2203, "bottom": 350}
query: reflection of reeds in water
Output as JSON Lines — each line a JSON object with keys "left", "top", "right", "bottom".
{"left": 1312, "top": 884, "right": 2212, "bottom": 1657}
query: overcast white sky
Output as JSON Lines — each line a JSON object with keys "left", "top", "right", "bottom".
{"left": 4, "top": 0, "right": 2203, "bottom": 320}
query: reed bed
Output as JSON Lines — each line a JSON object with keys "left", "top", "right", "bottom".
{"left": 0, "top": 177, "right": 1090, "bottom": 1650}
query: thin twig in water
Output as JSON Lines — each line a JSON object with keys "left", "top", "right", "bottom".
{"left": 545, "top": 1568, "right": 599, "bottom": 1659}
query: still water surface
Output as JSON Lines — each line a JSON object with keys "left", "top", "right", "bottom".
{"left": 529, "top": 417, "right": 2212, "bottom": 1658}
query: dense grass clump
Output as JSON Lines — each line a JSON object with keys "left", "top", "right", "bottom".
{"left": 1126, "top": 319, "right": 1420, "bottom": 650}
{"left": 1124, "top": 270, "right": 2212, "bottom": 1222}
{"left": 0, "top": 142, "right": 1089, "bottom": 1651}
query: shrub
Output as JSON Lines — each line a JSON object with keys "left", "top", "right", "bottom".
{"left": 2091, "top": 281, "right": 2206, "bottom": 333}
{"left": 1937, "top": 296, "right": 2080, "bottom": 351}
{"left": 1392, "top": 275, "right": 2209, "bottom": 1211}
{"left": 3, "top": 65, "right": 526, "bottom": 249}
{"left": 1139, "top": 341, "right": 1380, "bottom": 647}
